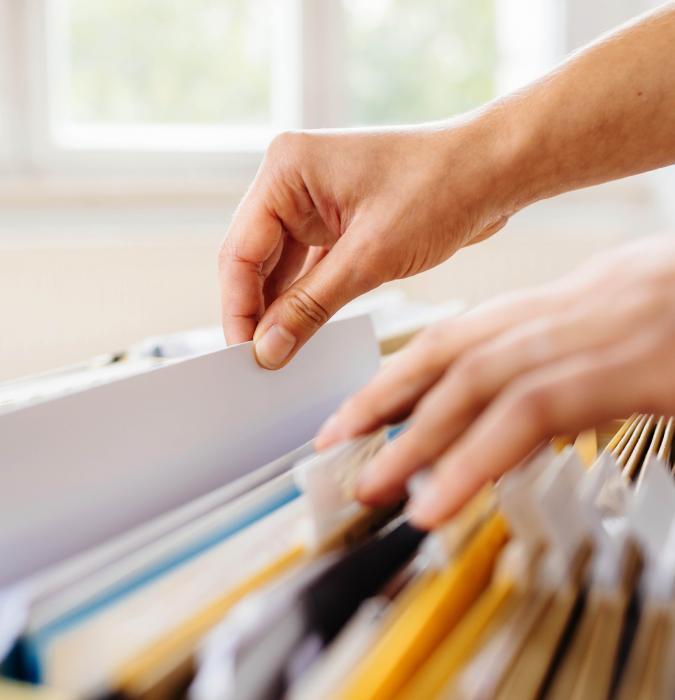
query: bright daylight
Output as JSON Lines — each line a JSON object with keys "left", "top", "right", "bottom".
{"left": 1, "top": 2, "right": 675, "bottom": 699}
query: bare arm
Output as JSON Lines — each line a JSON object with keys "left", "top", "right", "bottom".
{"left": 219, "top": 4, "right": 675, "bottom": 369}
{"left": 497, "top": 4, "right": 675, "bottom": 211}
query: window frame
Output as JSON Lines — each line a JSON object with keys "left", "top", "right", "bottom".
{"left": 0, "top": 0, "right": 563, "bottom": 189}
{"left": 7, "top": 0, "right": 307, "bottom": 184}
{"left": 0, "top": 0, "right": 33, "bottom": 177}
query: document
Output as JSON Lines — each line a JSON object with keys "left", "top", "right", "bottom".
{"left": 0, "top": 316, "right": 379, "bottom": 586}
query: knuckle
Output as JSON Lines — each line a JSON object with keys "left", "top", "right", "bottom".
{"left": 284, "top": 287, "right": 329, "bottom": 329}
{"left": 508, "top": 380, "right": 555, "bottom": 432}
{"left": 266, "top": 130, "right": 309, "bottom": 163}
{"left": 417, "top": 320, "right": 450, "bottom": 349}
{"left": 268, "top": 130, "right": 294, "bottom": 155}
{"left": 454, "top": 350, "right": 486, "bottom": 381}
{"left": 413, "top": 396, "right": 454, "bottom": 442}
{"left": 451, "top": 352, "right": 487, "bottom": 403}
{"left": 217, "top": 233, "right": 246, "bottom": 276}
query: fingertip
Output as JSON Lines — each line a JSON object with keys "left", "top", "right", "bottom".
{"left": 407, "top": 509, "right": 435, "bottom": 531}
{"left": 354, "top": 470, "right": 382, "bottom": 504}
{"left": 222, "top": 316, "right": 258, "bottom": 347}
{"left": 315, "top": 414, "right": 342, "bottom": 450}
{"left": 406, "top": 471, "right": 470, "bottom": 530}
{"left": 406, "top": 484, "right": 445, "bottom": 530}
{"left": 355, "top": 462, "right": 407, "bottom": 506}
{"left": 253, "top": 324, "right": 296, "bottom": 369}
{"left": 252, "top": 322, "right": 265, "bottom": 344}
{"left": 354, "top": 485, "right": 387, "bottom": 507}
{"left": 313, "top": 435, "right": 330, "bottom": 451}
{"left": 354, "top": 448, "right": 405, "bottom": 504}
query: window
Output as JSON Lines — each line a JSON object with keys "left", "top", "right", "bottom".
{"left": 343, "top": 0, "right": 496, "bottom": 125}
{"left": 65, "top": 1, "right": 273, "bottom": 127}
{"left": 0, "top": 0, "right": 562, "bottom": 182}
{"left": 52, "top": 0, "right": 298, "bottom": 151}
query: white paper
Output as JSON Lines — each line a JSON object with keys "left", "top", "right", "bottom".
{"left": 0, "top": 587, "right": 27, "bottom": 662}
{"left": 24, "top": 440, "right": 313, "bottom": 614}
{"left": 0, "top": 316, "right": 379, "bottom": 586}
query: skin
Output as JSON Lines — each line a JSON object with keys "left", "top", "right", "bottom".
{"left": 317, "top": 236, "right": 675, "bottom": 528}
{"left": 219, "top": 5, "right": 675, "bottom": 528}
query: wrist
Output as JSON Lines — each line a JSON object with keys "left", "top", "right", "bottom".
{"left": 432, "top": 102, "right": 539, "bottom": 236}
{"left": 473, "top": 99, "right": 544, "bottom": 216}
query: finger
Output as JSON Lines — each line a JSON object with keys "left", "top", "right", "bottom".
{"left": 315, "top": 333, "right": 453, "bottom": 450}
{"left": 385, "top": 300, "right": 628, "bottom": 440}
{"left": 406, "top": 287, "right": 672, "bottom": 454}
{"left": 354, "top": 358, "right": 486, "bottom": 505}
{"left": 253, "top": 235, "right": 377, "bottom": 369}
{"left": 264, "top": 216, "right": 335, "bottom": 309}
{"left": 353, "top": 309, "right": 603, "bottom": 505}
{"left": 263, "top": 235, "right": 309, "bottom": 308}
{"left": 219, "top": 198, "right": 284, "bottom": 345}
{"left": 219, "top": 136, "right": 331, "bottom": 346}
{"left": 356, "top": 412, "right": 475, "bottom": 506}
{"left": 316, "top": 281, "right": 581, "bottom": 448}
{"left": 407, "top": 340, "right": 656, "bottom": 529}
{"left": 298, "top": 245, "right": 329, "bottom": 278}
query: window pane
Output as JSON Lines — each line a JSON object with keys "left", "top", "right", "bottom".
{"left": 343, "top": 0, "right": 496, "bottom": 125}
{"left": 61, "top": 0, "right": 273, "bottom": 126}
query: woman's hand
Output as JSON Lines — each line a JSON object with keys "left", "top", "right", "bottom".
{"left": 315, "top": 236, "right": 675, "bottom": 530}
{"left": 218, "top": 121, "right": 515, "bottom": 368}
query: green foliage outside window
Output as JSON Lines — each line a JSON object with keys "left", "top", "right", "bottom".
{"left": 65, "top": 0, "right": 495, "bottom": 128}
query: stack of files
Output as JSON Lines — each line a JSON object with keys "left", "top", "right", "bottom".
{"left": 2, "top": 306, "right": 675, "bottom": 699}
{"left": 0, "top": 316, "right": 382, "bottom": 698}
{"left": 188, "top": 416, "right": 675, "bottom": 700}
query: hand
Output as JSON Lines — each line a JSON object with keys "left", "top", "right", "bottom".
{"left": 218, "top": 122, "right": 514, "bottom": 368}
{"left": 315, "top": 235, "right": 675, "bottom": 529}
{"left": 219, "top": 6, "right": 675, "bottom": 370}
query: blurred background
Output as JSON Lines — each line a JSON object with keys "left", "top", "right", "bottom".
{"left": 0, "top": 0, "right": 673, "bottom": 381}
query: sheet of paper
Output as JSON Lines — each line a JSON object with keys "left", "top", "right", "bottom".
{"left": 0, "top": 316, "right": 379, "bottom": 586}
{"left": 28, "top": 471, "right": 299, "bottom": 632}
{"left": 43, "top": 500, "right": 306, "bottom": 696}
{"left": 25, "top": 441, "right": 313, "bottom": 614}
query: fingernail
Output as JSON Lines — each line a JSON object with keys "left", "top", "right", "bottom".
{"left": 407, "top": 483, "right": 444, "bottom": 528}
{"left": 254, "top": 325, "right": 296, "bottom": 369}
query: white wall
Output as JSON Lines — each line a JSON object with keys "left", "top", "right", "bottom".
{"left": 1, "top": 177, "right": 669, "bottom": 382}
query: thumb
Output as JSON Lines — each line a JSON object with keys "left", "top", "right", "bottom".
{"left": 253, "top": 239, "right": 373, "bottom": 369}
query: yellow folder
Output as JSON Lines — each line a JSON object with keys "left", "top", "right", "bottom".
{"left": 333, "top": 513, "right": 509, "bottom": 700}
{"left": 395, "top": 574, "right": 515, "bottom": 700}
{"left": 115, "top": 545, "right": 305, "bottom": 699}
{"left": 0, "top": 681, "right": 71, "bottom": 700}
{"left": 115, "top": 502, "right": 395, "bottom": 699}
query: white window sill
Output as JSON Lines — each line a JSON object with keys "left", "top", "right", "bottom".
{"left": 0, "top": 169, "right": 670, "bottom": 242}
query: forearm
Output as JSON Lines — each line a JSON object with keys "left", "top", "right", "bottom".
{"left": 491, "top": 3, "right": 675, "bottom": 213}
